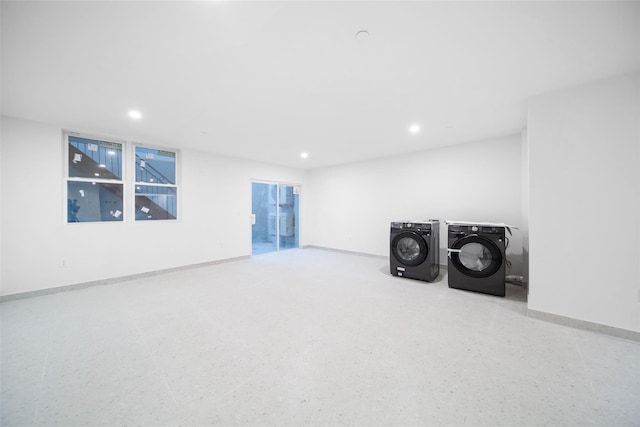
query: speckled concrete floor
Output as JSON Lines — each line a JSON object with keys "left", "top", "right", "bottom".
{"left": 1, "top": 248, "right": 639, "bottom": 426}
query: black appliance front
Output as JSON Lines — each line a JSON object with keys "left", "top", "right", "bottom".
{"left": 447, "top": 225, "right": 505, "bottom": 296}
{"left": 390, "top": 221, "right": 439, "bottom": 282}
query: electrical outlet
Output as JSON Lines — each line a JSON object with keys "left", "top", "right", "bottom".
{"left": 59, "top": 258, "right": 68, "bottom": 268}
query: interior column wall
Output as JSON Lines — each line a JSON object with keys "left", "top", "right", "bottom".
{"left": 522, "top": 129, "right": 530, "bottom": 287}
{"left": 527, "top": 72, "right": 640, "bottom": 332}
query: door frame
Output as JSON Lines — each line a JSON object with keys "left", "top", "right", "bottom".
{"left": 250, "top": 179, "right": 302, "bottom": 254}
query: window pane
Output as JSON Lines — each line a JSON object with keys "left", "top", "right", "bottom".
{"left": 68, "top": 136, "right": 123, "bottom": 180}
{"left": 67, "top": 182, "right": 124, "bottom": 222}
{"left": 135, "top": 185, "right": 177, "bottom": 220}
{"left": 135, "top": 147, "right": 176, "bottom": 184}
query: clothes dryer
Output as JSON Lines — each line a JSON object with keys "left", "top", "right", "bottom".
{"left": 447, "top": 223, "right": 506, "bottom": 296}
{"left": 390, "top": 220, "right": 440, "bottom": 282}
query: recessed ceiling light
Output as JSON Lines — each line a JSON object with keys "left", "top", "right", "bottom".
{"left": 300, "top": 152, "right": 309, "bottom": 159}
{"left": 355, "top": 30, "right": 369, "bottom": 41}
{"left": 409, "top": 124, "right": 421, "bottom": 134}
{"left": 128, "top": 110, "right": 142, "bottom": 119}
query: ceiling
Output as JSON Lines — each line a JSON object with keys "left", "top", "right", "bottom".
{"left": 2, "top": 1, "right": 639, "bottom": 169}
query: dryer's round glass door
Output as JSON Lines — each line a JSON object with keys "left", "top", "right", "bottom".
{"left": 459, "top": 242, "right": 492, "bottom": 272}
{"left": 396, "top": 237, "right": 421, "bottom": 262}
{"left": 392, "top": 231, "right": 428, "bottom": 266}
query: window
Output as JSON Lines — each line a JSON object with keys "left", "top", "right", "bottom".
{"left": 66, "top": 134, "right": 124, "bottom": 222}
{"left": 65, "top": 134, "right": 179, "bottom": 223}
{"left": 134, "top": 146, "right": 178, "bottom": 220}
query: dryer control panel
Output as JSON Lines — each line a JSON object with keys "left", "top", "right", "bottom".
{"left": 481, "top": 226, "right": 505, "bottom": 234}
{"left": 391, "top": 221, "right": 438, "bottom": 231}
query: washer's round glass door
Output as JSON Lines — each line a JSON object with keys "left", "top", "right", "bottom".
{"left": 397, "top": 237, "right": 421, "bottom": 262}
{"left": 459, "top": 242, "right": 493, "bottom": 271}
{"left": 450, "top": 235, "right": 502, "bottom": 278}
{"left": 392, "top": 232, "right": 428, "bottom": 266}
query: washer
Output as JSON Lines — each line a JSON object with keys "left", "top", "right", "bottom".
{"left": 390, "top": 220, "right": 440, "bottom": 282}
{"left": 447, "top": 223, "right": 506, "bottom": 296}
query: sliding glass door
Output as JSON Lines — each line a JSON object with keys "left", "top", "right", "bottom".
{"left": 278, "top": 185, "right": 299, "bottom": 250}
{"left": 251, "top": 182, "right": 299, "bottom": 255}
{"left": 251, "top": 182, "right": 277, "bottom": 255}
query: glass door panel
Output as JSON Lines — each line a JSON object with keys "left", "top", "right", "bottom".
{"left": 251, "top": 182, "right": 277, "bottom": 255}
{"left": 278, "top": 185, "right": 299, "bottom": 250}
{"left": 252, "top": 182, "right": 300, "bottom": 255}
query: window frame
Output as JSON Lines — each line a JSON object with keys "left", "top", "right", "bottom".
{"left": 64, "top": 131, "right": 127, "bottom": 224}
{"left": 132, "top": 143, "right": 180, "bottom": 222}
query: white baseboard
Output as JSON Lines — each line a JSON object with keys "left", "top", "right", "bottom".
{"left": 0, "top": 255, "right": 250, "bottom": 303}
{"left": 528, "top": 309, "right": 640, "bottom": 342}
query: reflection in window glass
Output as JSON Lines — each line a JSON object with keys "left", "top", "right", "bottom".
{"left": 67, "top": 182, "right": 124, "bottom": 222}
{"left": 135, "top": 147, "right": 176, "bottom": 184}
{"left": 68, "top": 136, "right": 123, "bottom": 180}
{"left": 135, "top": 185, "right": 177, "bottom": 220}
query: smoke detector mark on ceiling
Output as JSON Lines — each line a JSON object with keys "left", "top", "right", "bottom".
{"left": 355, "top": 30, "right": 369, "bottom": 41}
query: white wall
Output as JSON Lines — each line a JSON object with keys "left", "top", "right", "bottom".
{"left": 0, "top": 119, "right": 3, "bottom": 291}
{"left": 527, "top": 72, "right": 640, "bottom": 332}
{"left": 306, "top": 135, "right": 523, "bottom": 274}
{"left": 522, "top": 129, "right": 530, "bottom": 286}
{"left": 0, "top": 116, "right": 308, "bottom": 297}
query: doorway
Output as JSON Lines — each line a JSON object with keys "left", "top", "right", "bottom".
{"left": 251, "top": 182, "right": 300, "bottom": 255}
